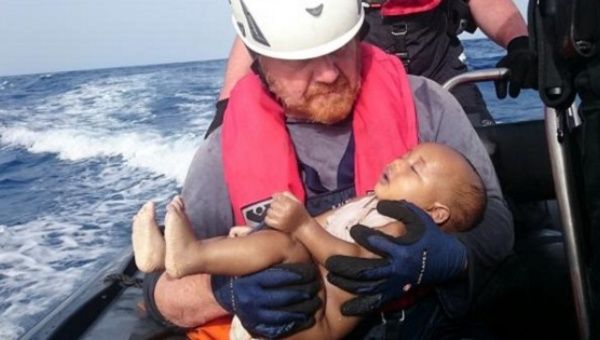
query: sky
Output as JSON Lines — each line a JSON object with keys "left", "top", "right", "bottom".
{"left": 0, "top": 0, "right": 235, "bottom": 76}
{"left": 0, "top": 0, "right": 529, "bottom": 77}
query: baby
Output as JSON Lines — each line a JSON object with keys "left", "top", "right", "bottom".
{"left": 132, "top": 143, "right": 486, "bottom": 339}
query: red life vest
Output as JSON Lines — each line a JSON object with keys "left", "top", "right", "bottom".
{"left": 381, "top": 0, "right": 442, "bottom": 16}
{"left": 222, "top": 43, "right": 418, "bottom": 225}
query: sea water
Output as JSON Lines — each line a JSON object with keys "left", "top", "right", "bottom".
{"left": 0, "top": 39, "right": 542, "bottom": 339}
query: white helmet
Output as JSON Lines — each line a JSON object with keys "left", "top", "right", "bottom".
{"left": 229, "top": 0, "right": 365, "bottom": 60}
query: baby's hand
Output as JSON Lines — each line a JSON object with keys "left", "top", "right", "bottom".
{"left": 229, "top": 226, "right": 252, "bottom": 238}
{"left": 265, "top": 192, "right": 312, "bottom": 234}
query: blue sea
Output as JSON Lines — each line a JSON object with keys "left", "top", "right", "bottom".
{"left": 0, "top": 39, "right": 542, "bottom": 338}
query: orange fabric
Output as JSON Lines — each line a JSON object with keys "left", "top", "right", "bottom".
{"left": 186, "top": 316, "right": 233, "bottom": 340}
{"left": 222, "top": 43, "right": 418, "bottom": 225}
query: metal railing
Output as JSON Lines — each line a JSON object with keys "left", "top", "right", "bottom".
{"left": 442, "top": 68, "right": 508, "bottom": 91}
{"left": 444, "top": 69, "right": 591, "bottom": 340}
{"left": 545, "top": 106, "right": 590, "bottom": 340}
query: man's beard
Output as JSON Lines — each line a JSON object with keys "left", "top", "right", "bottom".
{"left": 267, "top": 73, "right": 360, "bottom": 125}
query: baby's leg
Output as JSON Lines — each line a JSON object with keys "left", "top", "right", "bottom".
{"left": 165, "top": 195, "right": 314, "bottom": 278}
{"left": 132, "top": 201, "right": 166, "bottom": 272}
{"left": 164, "top": 196, "right": 201, "bottom": 278}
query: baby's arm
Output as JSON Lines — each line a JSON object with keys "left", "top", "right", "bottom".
{"left": 265, "top": 192, "right": 364, "bottom": 266}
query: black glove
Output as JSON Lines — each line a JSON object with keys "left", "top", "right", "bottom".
{"left": 495, "top": 36, "right": 538, "bottom": 99}
{"left": 211, "top": 263, "right": 322, "bottom": 338}
{"left": 325, "top": 200, "right": 468, "bottom": 316}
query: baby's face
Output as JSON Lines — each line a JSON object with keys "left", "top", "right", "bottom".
{"left": 373, "top": 143, "right": 467, "bottom": 208}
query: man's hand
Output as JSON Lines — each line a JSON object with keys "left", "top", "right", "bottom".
{"left": 211, "top": 263, "right": 321, "bottom": 338}
{"left": 495, "top": 36, "right": 538, "bottom": 99}
{"left": 325, "top": 200, "right": 468, "bottom": 316}
{"left": 265, "top": 192, "right": 312, "bottom": 234}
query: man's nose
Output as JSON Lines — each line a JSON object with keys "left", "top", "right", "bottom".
{"left": 312, "top": 55, "right": 339, "bottom": 83}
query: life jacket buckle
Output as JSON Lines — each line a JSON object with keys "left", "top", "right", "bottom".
{"left": 395, "top": 53, "right": 410, "bottom": 67}
{"left": 380, "top": 309, "right": 406, "bottom": 324}
{"left": 390, "top": 23, "right": 408, "bottom": 36}
{"left": 389, "top": 23, "right": 410, "bottom": 66}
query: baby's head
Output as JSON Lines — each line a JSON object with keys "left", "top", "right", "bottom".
{"left": 374, "top": 143, "right": 486, "bottom": 232}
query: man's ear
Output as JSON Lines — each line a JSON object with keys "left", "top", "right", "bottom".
{"left": 427, "top": 202, "right": 450, "bottom": 225}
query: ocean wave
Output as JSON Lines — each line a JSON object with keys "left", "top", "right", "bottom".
{"left": 0, "top": 174, "right": 178, "bottom": 338}
{"left": 0, "top": 126, "right": 201, "bottom": 185}
{"left": 0, "top": 59, "right": 218, "bottom": 339}
{"left": 38, "top": 75, "right": 154, "bottom": 125}
{"left": 0, "top": 80, "right": 11, "bottom": 91}
{"left": 173, "top": 92, "right": 216, "bottom": 102}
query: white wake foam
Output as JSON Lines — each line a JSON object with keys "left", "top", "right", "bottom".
{"left": 0, "top": 80, "right": 11, "bottom": 91}
{"left": 0, "top": 219, "right": 119, "bottom": 339}
{"left": 0, "top": 168, "right": 178, "bottom": 339}
{"left": 0, "top": 126, "right": 201, "bottom": 185}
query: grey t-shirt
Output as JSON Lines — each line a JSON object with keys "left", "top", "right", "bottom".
{"left": 181, "top": 75, "right": 514, "bottom": 317}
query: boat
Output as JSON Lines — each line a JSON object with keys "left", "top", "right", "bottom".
{"left": 21, "top": 69, "right": 588, "bottom": 339}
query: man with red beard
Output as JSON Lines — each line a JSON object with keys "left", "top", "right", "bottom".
{"left": 140, "top": 0, "right": 512, "bottom": 338}
{"left": 217, "top": 0, "right": 535, "bottom": 129}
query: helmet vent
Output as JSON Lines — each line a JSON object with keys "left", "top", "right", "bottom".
{"left": 240, "top": 0, "right": 270, "bottom": 47}
{"left": 236, "top": 22, "right": 246, "bottom": 37}
{"left": 305, "top": 4, "right": 324, "bottom": 17}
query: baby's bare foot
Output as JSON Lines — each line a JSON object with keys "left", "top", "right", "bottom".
{"left": 164, "top": 196, "right": 196, "bottom": 278}
{"left": 132, "top": 201, "right": 166, "bottom": 272}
